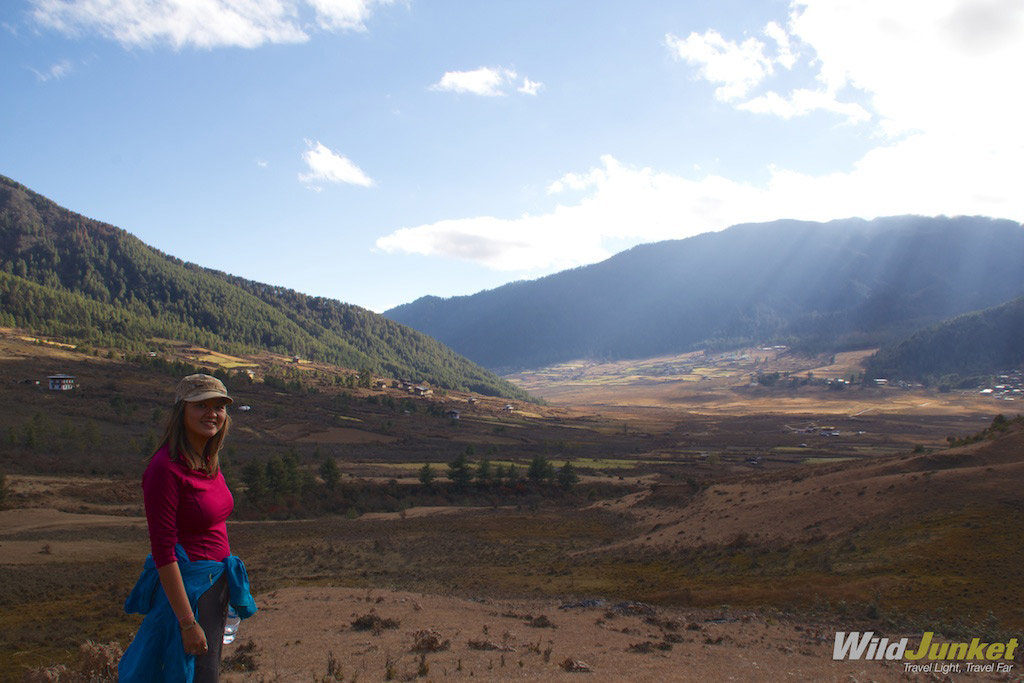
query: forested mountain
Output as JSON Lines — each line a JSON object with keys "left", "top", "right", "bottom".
{"left": 0, "top": 175, "right": 529, "bottom": 400}
{"left": 866, "top": 295, "right": 1024, "bottom": 385}
{"left": 385, "top": 216, "right": 1024, "bottom": 371}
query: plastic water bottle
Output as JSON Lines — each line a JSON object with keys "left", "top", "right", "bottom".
{"left": 223, "top": 607, "right": 240, "bottom": 645}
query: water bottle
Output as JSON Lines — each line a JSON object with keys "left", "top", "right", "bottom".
{"left": 223, "top": 607, "right": 240, "bottom": 645}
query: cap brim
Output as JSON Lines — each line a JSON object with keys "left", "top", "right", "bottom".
{"left": 183, "top": 392, "right": 233, "bottom": 404}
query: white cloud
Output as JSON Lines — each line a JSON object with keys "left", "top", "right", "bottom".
{"left": 30, "top": 59, "right": 74, "bottom": 81}
{"left": 739, "top": 89, "right": 870, "bottom": 123}
{"left": 517, "top": 77, "right": 543, "bottom": 96}
{"left": 256, "top": 159, "right": 269, "bottom": 168}
{"left": 431, "top": 67, "right": 541, "bottom": 97}
{"left": 666, "top": 29, "right": 773, "bottom": 101}
{"left": 30, "top": 0, "right": 391, "bottom": 49}
{"left": 378, "top": 131, "right": 1024, "bottom": 272}
{"left": 763, "top": 21, "right": 796, "bottom": 69}
{"left": 307, "top": 0, "right": 390, "bottom": 31}
{"left": 298, "top": 141, "right": 373, "bottom": 188}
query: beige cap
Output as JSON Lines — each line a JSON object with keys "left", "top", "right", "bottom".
{"left": 175, "top": 374, "right": 233, "bottom": 405}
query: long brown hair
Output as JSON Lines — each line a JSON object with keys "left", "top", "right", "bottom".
{"left": 156, "top": 400, "right": 231, "bottom": 476}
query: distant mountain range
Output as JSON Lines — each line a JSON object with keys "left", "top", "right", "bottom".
{"left": 386, "top": 216, "right": 1024, "bottom": 372}
{"left": 0, "top": 175, "right": 530, "bottom": 401}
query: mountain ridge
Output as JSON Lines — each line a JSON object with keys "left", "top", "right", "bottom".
{"left": 867, "top": 294, "right": 1024, "bottom": 385}
{"left": 385, "top": 216, "right": 1024, "bottom": 371}
{"left": 0, "top": 174, "right": 530, "bottom": 401}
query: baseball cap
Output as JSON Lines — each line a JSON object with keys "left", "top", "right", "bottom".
{"left": 175, "top": 374, "right": 233, "bottom": 405}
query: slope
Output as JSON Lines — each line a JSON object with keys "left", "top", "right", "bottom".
{"left": 866, "top": 295, "right": 1024, "bottom": 384}
{"left": 0, "top": 175, "right": 529, "bottom": 400}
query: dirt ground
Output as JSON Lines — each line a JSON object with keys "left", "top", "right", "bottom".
{"left": 220, "top": 586, "right": 1012, "bottom": 682}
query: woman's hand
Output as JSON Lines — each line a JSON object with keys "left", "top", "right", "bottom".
{"left": 181, "top": 621, "right": 209, "bottom": 656}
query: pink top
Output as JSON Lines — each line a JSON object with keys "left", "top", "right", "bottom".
{"left": 142, "top": 443, "right": 234, "bottom": 567}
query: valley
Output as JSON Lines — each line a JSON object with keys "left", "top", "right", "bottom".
{"left": 2, "top": 331, "right": 1021, "bottom": 680}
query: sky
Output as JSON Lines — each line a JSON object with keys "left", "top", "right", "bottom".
{"left": 2, "top": 0, "right": 1023, "bottom": 313}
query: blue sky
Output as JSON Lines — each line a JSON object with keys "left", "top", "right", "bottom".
{"left": 2, "top": 0, "right": 1022, "bottom": 312}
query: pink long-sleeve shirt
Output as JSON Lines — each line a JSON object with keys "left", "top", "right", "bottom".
{"left": 142, "top": 443, "right": 233, "bottom": 568}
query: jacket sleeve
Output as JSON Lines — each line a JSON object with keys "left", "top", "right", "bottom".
{"left": 142, "top": 455, "right": 182, "bottom": 568}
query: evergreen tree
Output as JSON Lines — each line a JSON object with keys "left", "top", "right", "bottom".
{"left": 242, "top": 461, "right": 267, "bottom": 502}
{"left": 557, "top": 461, "right": 579, "bottom": 491}
{"left": 320, "top": 457, "right": 341, "bottom": 490}
{"left": 0, "top": 472, "right": 8, "bottom": 508}
{"left": 447, "top": 453, "right": 473, "bottom": 491}
{"left": 418, "top": 463, "right": 436, "bottom": 488}
{"left": 527, "top": 455, "right": 554, "bottom": 483}
{"left": 475, "top": 458, "right": 492, "bottom": 485}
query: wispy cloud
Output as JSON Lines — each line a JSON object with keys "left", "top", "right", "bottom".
{"left": 299, "top": 141, "right": 373, "bottom": 189}
{"left": 30, "top": 0, "right": 393, "bottom": 49}
{"left": 29, "top": 59, "right": 74, "bottom": 82}
{"left": 431, "top": 66, "right": 542, "bottom": 97}
{"left": 517, "top": 77, "right": 543, "bottom": 96}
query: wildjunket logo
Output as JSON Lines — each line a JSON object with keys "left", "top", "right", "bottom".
{"left": 833, "top": 631, "right": 1018, "bottom": 675}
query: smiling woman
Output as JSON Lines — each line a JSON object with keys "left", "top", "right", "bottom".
{"left": 119, "top": 374, "right": 257, "bottom": 683}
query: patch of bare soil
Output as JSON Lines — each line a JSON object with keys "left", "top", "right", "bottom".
{"left": 0, "top": 508, "right": 147, "bottom": 564}
{"left": 221, "top": 587, "right": 1008, "bottom": 682}
{"left": 610, "top": 426, "right": 1024, "bottom": 550}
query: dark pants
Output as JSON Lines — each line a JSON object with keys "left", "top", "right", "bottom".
{"left": 195, "top": 574, "right": 228, "bottom": 683}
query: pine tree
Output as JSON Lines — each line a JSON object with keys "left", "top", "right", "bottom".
{"left": 475, "top": 458, "right": 492, "bottom": 485}
{"left": 320, "top": 457, "right": 341, "bottom": 490}
{"left": 557, "top": 462, "right": 579, "bottom": 491}
{"left": 447, "top": 453, "right": 472, "bottom": 491}
{"left": 418, "top": 463, "right": 436, "bottom": 488}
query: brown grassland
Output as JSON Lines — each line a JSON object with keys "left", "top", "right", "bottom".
{"left": 1, "top": 332, "right": 1022, "bottom": 681}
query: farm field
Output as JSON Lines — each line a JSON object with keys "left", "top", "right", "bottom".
{"left": 1, "top": 332, "right": 1021, "bottom": 680}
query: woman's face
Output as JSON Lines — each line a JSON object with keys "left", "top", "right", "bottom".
{"left": 183, "top": 398, "right": 229, "bottom": 446}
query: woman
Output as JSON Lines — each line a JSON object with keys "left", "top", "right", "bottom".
{"left": 120, "top": 374, "right": 255, "bottom": 683}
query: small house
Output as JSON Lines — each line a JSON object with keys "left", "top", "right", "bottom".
{"left": 48, "top": 374, "right": 76, "bottom": 391}
{"left": 413, "top": 386, "right": 433, "bottom": 397}
{"left": 446, "top": 410, "right": 461, "bottom": 420}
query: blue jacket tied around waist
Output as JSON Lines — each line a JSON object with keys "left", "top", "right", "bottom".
{"left": 119, "top": 545, "right": 257, "bottom": 682}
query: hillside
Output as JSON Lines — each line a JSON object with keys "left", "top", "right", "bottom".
{"left": 0, "top": 175, "right": 529, "bottom": 400}
{"left": 866, "top": 295, "right": 1024, "bottom": 385}
{"left": 385, "top": 216, "right": 1024, "bottom": 371}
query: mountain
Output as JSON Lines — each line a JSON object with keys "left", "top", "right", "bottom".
{"left": 0, "top": 175, "right": 530, "bottom": 401}
{"left": 385, "top": 216, "right": 1024, "bottom": 371}
{"left": 866, "top": 295, "right": 1024, "bottom": 385}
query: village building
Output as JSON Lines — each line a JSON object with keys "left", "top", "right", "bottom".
{"left": 48, "top": 374, "right": 75, "bottom": 391}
